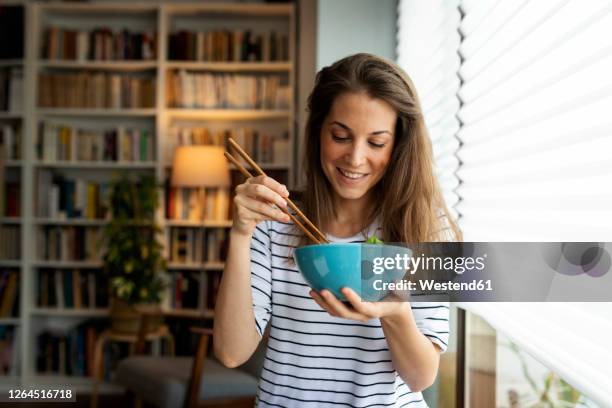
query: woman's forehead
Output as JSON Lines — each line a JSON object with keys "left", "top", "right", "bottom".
{"left": 327, "top": 92, "right": 397, "bottom": 133}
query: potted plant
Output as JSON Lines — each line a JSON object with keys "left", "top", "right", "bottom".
{"left": 101, "top": 174, "right": 166, "bottom": 334}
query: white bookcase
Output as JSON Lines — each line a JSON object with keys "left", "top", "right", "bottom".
{"left": 0, "top": 1, "right": 296, "bottom": 394}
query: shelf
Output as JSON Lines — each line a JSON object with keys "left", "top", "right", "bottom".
{"left": 39, "top": 60, "right": 157, "bottom": 71}
{"left": 166, "top": 109, "right": 289, "bottom": 121}
{"left": 37, "top": 108, "right": 157, "bottom": 117}
{"left": 165, "top": 219, "right": 232, "bottom": 228}
{"left": 0, "top": 59, "right": 23, "bottom": 67}
{"left": 0, "top": 318, "right": 20, "bottom": 325}
{"left": 39, "top": 2, "right": 158, "bottom": 13}
{"left": 0, "top": 217, "right": 21, "bottom": 224}
{"left": 33, "top": 218, "right": 107, "bottom": 226}
{"left": 3, "top": 160, "right": 22, "bottom": 167}
{"left": 166, "top": 61, "right": 292, "bottom": 72}
{"left": 165, "top": 3, "right": 293, "bottom": 16}
{"left": 34, "top": 161, "right": 157, "bottom": 169}
{"left": 0, "top": 260, "right": 21, "bottom": 267}
{"left": 32, "top": 260, "right": 102, "bottom": 269}
{"left": 162, "top": 308, "right": 214, "bottom": 319}
{"left": 31, "top": 308, "right": 109, "bottom": 317}
{"left": 0, "top": 112, "right": 22, "bottom": 119}
{"left": 164, "top": 162, "right": 289, "bottom": 170}
{"left": 167, "top": 261, "right": 224, "bottom": 271}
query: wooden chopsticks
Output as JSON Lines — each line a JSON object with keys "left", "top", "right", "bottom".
{"left": 225, "top": 137, "right": 329, "bottom": 244}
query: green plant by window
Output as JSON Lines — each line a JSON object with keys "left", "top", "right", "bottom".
{"left": 100, "top": 174, "right": 166, "bottom": 305}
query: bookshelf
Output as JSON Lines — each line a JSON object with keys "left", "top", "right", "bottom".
{"left": 0, "top": 1, "right": 296, "bottom": 394}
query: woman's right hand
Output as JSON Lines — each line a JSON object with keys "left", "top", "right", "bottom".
{"left": 231, "top": 175, "right": 291, "bottom": 237}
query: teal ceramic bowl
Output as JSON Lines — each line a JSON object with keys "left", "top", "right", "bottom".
{"left": 293, "top": 243, "right": 412, "bottom": 301}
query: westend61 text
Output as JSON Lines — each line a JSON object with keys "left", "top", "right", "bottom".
{"left": 373, "top": 279, "right": 493, "bottom": 292}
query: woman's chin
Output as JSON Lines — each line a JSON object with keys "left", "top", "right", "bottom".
{"left": 333, "top": 185, "right": 369, "bottom": 201}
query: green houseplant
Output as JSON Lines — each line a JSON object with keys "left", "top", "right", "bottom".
{"left": 101, "top": 174, "right": 166, "bottom": 334}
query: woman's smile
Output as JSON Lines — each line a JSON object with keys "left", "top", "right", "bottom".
{"left": 336, "top": 167, "right": 369, "bottom": 183}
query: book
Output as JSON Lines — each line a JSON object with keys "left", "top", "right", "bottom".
{"left": 0, "top": 271, "right": 18, "bottom": 317}
{"left": 42, "top": 26, "right": 156, "bottom": 60}
{"left": 168, "top": 29, "right": 289, "bottom": 62}
{"left": 166, "top": 70, "right": 287, "bottom": 109}
{"left": 38, "top": 72, "right": 155, "bottom": 108}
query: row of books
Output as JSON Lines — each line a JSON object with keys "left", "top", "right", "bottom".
{"left": 0, "top": 270, "right": 19, "bottom": 317}
{"left": 0, "top": 124, "right": 21, "bottom": 160}
{"left": 167, "top": 271, "right": 221, "bottom": 311}
{"left": 38, "top": 269, "right": 109, "bottom": 309}
{"left": 0, "top": 326, "right": 19, "bottom": 376}
{"left": 166, "top": 187, "right": 230, "bottom": 222}
{"left": 36, "top": 226, "right": 101, "bottom": 262}
{"left": 169, "top": 228, "right": 228, "bottom": 264}
{"left": 42, "top": 26, "right": 156, "bottom": 61}
{"left": 166, "top": 126, "right": 289, "bottom": 165}
{"left": 0, "top": 226, "right": 20, "bottom": 260}
{"left": 37, "top": 174, "right": 109, "bottom": 220}
{"left": 37, "top": 322, "right": 124, "bottom": 379}
{"left": 168, "top": 272, "right": 199, "bottom": 310}
{"left": 37, "top": 122, "right": 155, "bottom": 163}
{"left": 0, "top": 68, "right": 23, "bottom": 112}
{"left": 166, "top": 70, "right": 290, "bottom": 109}
{"left": 0, "top": 6, "right": 24, "bottom": 60}
{"left": 168, "top": 29, "right": 289, "bottom": 62}
{"left": 2, "top": 182, "right": 20, "bottom": 218}
{"left": 38, "top": 72, "right": 155, "bottom": 109}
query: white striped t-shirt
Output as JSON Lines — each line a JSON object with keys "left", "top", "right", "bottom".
{"left": 250, "top": 219, "right": 450, "bottom": 408}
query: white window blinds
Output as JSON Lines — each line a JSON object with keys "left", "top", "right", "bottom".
{"left": 396, "top": 0, "right": 461, "bottom": 219}
{"left": 397, "top": 1, "right": 612, "bottom": 405}
{"left": 456, "top": 0, "right": 612, "bottom": 241}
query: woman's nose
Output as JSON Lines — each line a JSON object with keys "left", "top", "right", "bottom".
{"left": 345, "top": 142, "right": 366, "bottom": 167}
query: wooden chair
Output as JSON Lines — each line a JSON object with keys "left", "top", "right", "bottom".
{"left": 114, "top": 313, "right": 263, "bottom": 408}
{"left": 90, "top": 315, "right": 175, "bottom": 408}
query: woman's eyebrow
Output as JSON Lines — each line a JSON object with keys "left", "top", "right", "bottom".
{"left": 331, "top": 121, "right": 392, "bottom": 136}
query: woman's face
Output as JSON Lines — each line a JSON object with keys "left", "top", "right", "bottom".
{"left": 320, "top": 91, "right": 397, "bottom": 203}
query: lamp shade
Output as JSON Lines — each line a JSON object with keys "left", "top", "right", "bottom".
{"left": 171, "top": 146, "right": 230, "bottom": 187}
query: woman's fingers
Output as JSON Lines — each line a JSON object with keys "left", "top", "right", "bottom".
{"left": 341, "top": 288, "right": 377, "bottom": 317}
{"left": 243, "top": 182, "right": 287, "bottom": 209}
{"left": 249, "top": 175, "right": 289, "bottom": 199}
{"left": 235, "top": 196, "right": 289, "bottom": 223}
{"left": 309, "top": 290, "right": 337, "bottom": 316}
{"left": 317, "top": 290, "right": 371, "bottom": 322}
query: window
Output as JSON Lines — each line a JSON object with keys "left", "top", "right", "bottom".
{"left": 397, "top": 1, "right": 612, "bottom": 405}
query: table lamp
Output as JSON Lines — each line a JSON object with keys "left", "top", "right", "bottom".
{"left": 171, "top": 145, "right": 230, "bottom": 221}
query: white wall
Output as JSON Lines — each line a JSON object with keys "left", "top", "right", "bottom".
{"left": 316, "top": 0, "right": 397, "bottom": 70}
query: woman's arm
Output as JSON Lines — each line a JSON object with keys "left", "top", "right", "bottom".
{"left": 213, "top": 176, "right": 290, "bottom": 367}
{"left": 213, "top": 230, "right": 262, "bottom": 368}
{"left": 379, "top": 305, "right": 441, "bottom": 391}
{"left": 310, "top": 288, "right": 441, "bottom": 392}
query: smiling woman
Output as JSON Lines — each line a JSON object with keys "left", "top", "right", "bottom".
{"left": 320, "top": 92, "right": 396, "bottom": 204}
{"left": 214, "top": 53, "right": 461, "bottom": 407}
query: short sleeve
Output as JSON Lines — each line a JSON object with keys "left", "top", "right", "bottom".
{"left": 412, "top": 302, "right": 450, "bottom": 353}
{"left": 250, "top": 221, "right": 273, "bottom": 337}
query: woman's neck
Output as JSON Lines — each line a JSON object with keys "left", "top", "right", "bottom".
{"left": 326, "top": 192, "right": 375, "bottom": 238}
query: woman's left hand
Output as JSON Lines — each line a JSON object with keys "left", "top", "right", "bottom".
{"left": 310, "top": 288, "right": 410, "bottom": 322}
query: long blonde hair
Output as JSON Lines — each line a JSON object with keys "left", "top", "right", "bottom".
{"left": 297, "top": 53, "right": 461, "bottom": 245}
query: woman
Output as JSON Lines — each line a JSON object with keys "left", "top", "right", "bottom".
{"left": 214, "top": 53, "right": 461, "bottom": 407}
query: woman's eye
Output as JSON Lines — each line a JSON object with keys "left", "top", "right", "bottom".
{"left": 369, "top": 141, "right": 386, "bottom": 148}
{"left": 332, "top": 134, "right": 350, "bottom": 142}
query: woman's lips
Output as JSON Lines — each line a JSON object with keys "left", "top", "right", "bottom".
{"left": 336, "top": 167, "right": 368, "bottom": 185}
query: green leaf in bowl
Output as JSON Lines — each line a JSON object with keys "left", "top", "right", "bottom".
{"left": 366, "top": 236, "right": 384, "bottom": 244}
